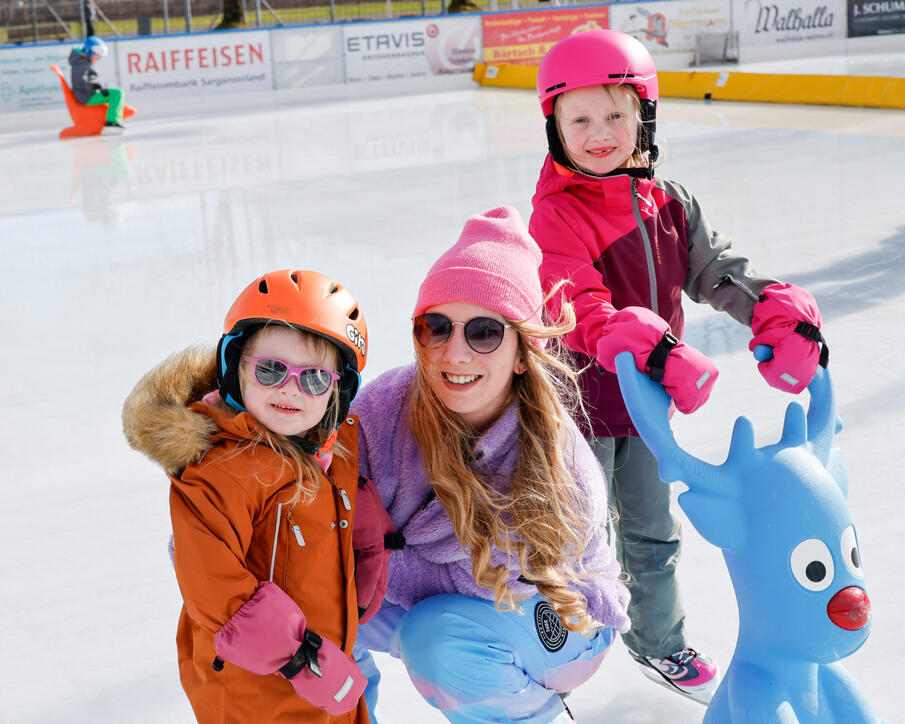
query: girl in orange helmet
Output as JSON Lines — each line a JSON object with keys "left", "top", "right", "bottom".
{"left": 122, "top": 269, "right": 392, "bottom": 724}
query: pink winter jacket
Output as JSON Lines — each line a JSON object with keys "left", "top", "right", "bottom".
{"left": 530, "top": 156, "right": 778, "bottom": 437}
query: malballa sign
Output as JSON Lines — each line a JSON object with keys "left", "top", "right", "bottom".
{"left": 746, "top": 0, "right": 836, "bottom": 31}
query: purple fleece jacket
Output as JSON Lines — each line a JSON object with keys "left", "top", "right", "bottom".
{"left": 350, "top": 363, "right": 630, "bottom": 632}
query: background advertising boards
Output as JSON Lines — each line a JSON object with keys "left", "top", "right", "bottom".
{"left": 272, "top": 26, "right": 345, "bottom": 89}
{"left": 847, "top": 0, "right": 905, "bottom": 35}
{"left": 0, "top": 42, "right": 78, "bottom": 113}
{"left": 116, "top": 30, "right": 273, "bottom": 99}
{"left": 342, "top": 17, "right": 481, "bottom": 83}
{"left": 735, "top": 0, "right": 846, "bottom": 45}
{"left": 609, "top": 0, "right": 732, "bottom": 68}
{"left": 481, "top": 7, "right": 609, "bottom": 65}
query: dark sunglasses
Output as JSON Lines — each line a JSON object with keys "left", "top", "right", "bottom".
{"left": 242, "top": 357, "right": 340, "bottom": 397}
{"left": 412, "top": 313, "right": 511, "bottom": 354}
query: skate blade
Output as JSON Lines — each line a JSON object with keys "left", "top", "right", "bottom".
{"left": 636, "top": 663, "right": 713, "bottom": 706}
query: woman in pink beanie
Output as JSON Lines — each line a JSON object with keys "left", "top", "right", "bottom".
{"left": 350, "top": 206, "right": 630, "bottom": 723}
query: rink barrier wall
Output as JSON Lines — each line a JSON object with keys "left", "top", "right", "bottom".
{"left": 0, "top": 3, "right": 903, "bottom": 120}
{"left": 657, "top": 70, "right": 905, "bottom": 109}
{"left": 472, "top": 62, "right": 905, "bottom": 110}
{"left": 0, "top": 18, "right": 483, "bottom": 116}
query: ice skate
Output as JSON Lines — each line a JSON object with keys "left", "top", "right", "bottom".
{"left": 628, "top": 646, "right": 719, "bottom": 705}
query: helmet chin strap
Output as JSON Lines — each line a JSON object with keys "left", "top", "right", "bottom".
{"left": 639, "top": 98, "right": 659, "bottom": 164}
{"left": 291, "top": 427, "right": 338, "bottom": 458}
{"left": 290, "top": 363, "right": 359, "bottom": 458}
{"left": 544, "top": 111, "right": 658, "bottom": 181}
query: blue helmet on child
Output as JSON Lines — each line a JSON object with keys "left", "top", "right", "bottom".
{"left": 83, "top": 36, "right": 108, "bottom": 58}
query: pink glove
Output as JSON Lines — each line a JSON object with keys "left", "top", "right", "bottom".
{"left": 214, "top": 581, "right": 366, "bottom": 715}
{"left": 749, "top": 283, "right": 825, "bottom": 394}
{"left": 596, "top": 306, "right": 719, "bottom": 414}
{"left": 353, "top": 477, "right": 397, "bottom": 624}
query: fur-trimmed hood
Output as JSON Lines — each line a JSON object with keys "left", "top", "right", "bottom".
{"left": 122, "top": 346, "right": 220, "bottom": 474}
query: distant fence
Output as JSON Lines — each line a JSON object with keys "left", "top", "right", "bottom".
{"left": 1, "top": 0, "right": 620, "bottom": 44}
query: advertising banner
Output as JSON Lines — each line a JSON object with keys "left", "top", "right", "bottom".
{"left": 609, "top": 0, "right": 732, "bottom": 69}
{"left": 0, "top": 42, "right": 79, "bottom": 113}
{"left": 847, "top": 0, "right": 905, "bottom": 35}
{"left": 735, "top": 0, "right": 846, "bottom": 45}
{"left": 271, "top": 26, "right": 345, "bottom": 89}
{"left": 342, "top": 17, "right": 481, "bottom": 83}
{"left": 116, "top": 30, "right": 273, "bottom": 99}
{"left": 481, "top": 7, "right": 610, "bottom": 65}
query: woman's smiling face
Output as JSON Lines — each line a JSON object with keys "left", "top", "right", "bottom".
{"left": 417, "top": 301, "right": 525, "bottom": 432}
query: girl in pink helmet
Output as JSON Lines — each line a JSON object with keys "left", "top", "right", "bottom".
{"left": 529, "top": 29, "right": 828, "bottom": 705}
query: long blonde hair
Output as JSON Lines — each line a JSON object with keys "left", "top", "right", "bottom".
{"left": 408, "top": 298, "right": 603, "bottom": 635}
{"left": 237, "top": 325, "right": 348, "bottom": 508}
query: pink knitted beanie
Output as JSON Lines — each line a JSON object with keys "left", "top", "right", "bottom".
{"left": 414, "top": 206, "right": 545, "bottom": 335}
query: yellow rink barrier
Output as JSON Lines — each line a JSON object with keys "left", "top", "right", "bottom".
{"left": 472, "top": 62, "right": 905, "bottom": 110}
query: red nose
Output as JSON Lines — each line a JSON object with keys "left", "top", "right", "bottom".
{"left": 827, "top": 587, "right": 871, "bottom": 630}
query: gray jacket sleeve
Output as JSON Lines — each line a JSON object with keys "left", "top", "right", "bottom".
{"left": 662, "top": 178, "right": 779, "bottom": 327}
{"left": 68, "top": 49, "right": 101, "bottom": 104}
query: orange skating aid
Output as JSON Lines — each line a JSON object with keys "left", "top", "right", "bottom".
{"left": 50, "top": 64, "right": 135, "bottom": 139}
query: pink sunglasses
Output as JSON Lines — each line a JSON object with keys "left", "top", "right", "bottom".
{"left": 242, "top": 356, "right": 340, "bottom": 397}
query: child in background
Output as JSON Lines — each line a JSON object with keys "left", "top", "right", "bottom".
{"left": 123, "top": 270, "right": 393, "bottom": 723}
{"left": 68, "top": 35, "right": 126, "bottom": 128}
{"left": 529, "top": 30, "right": 826, "bottom": 704}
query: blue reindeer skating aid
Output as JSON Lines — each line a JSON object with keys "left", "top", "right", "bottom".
{"left": 614, "top": 351, "right": 881, "bottom": 724}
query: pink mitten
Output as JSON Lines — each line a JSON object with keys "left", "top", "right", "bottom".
{"left": 214, "top": 581, "right": 366, "bottom": 715}
{"left": 596, "top": 307, "right": 719, "bottom": 414}
{"left": 749, "top": 283, "right": 825, "bottom": 394}
{"left": 353, "top": 477, "right": 396, "bottom": 624}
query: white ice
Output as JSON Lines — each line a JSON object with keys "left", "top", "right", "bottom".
{"left": 1, "top": 85, "right": 903, "bottom": 723}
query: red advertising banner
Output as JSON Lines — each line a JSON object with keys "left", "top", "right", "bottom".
{"left": 482, "top": 7, "right": 610, "bottom": 65}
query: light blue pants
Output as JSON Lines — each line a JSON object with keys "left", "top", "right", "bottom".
{"left": 354, "top": 593, "right": 615, "bottom": 724}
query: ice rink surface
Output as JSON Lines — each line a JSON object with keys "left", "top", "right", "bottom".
{"left": 2, "top": 85, "right": 903, "bottom": 723}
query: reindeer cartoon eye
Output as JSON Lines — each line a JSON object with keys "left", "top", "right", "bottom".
{"left": 840, "top": 525, "right": 863, "bottom": 578}
{"left": 790, "top": 538, "right": 834, "bottom": 591}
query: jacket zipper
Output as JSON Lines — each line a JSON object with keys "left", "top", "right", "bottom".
{"left": 269, "top": 503, "right": 284, "bottom": 582}
{"left": 338, "top": 488, "right": 352, "bottom": 511}
{"left": 714, "top": 274, "right": 760, "bottom": 302}
{"left": 290, "top": 523, "right": 306, "bottom": 547}
{"left": 631, "top": 178, "right": 659, "bottom": 314}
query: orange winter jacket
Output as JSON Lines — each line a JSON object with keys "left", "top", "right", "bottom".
{"left": 169, "top": 402, "right": 367, "bottom": 724}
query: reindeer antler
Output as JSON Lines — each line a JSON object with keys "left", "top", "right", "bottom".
{"left": 615, "top": 352, "right": 727, "bottom": 491}
{"left": 615, "top": 351, "right": 744, "bottom": 550}
{"left": 804, "top": 365, "right": 841, "bottom": 467}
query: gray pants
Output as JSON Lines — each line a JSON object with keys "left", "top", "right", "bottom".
{"left": 594, "top": 435, "right": 687, "bottom": 658}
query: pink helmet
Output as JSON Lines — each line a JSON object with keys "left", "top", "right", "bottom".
{"left": 537, "top": 30, "right": 659, "bottom": 117}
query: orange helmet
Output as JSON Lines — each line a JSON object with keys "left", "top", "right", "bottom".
{"left": 216, "top": 270, "right": 367, "bottom": 439}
